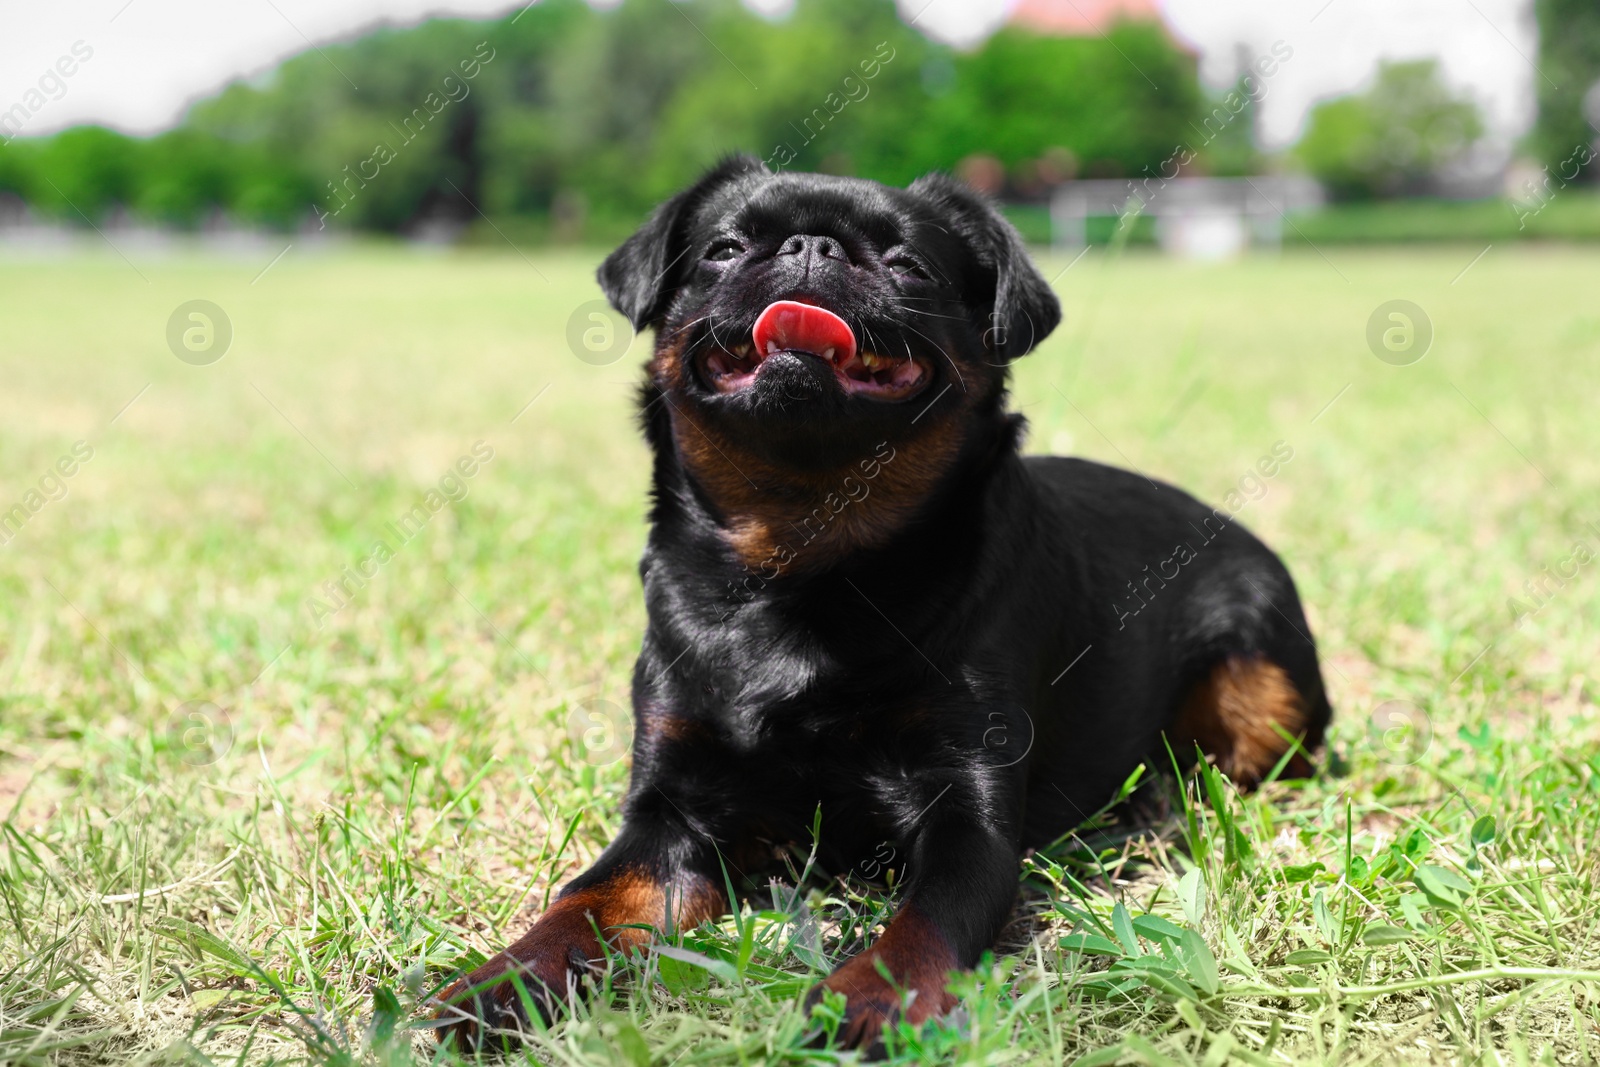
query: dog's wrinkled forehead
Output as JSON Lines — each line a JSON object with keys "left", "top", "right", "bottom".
{"left": 598, "top": 156, "right": 1060, "bottom": 359}
{"left": 695, "top": 173, "right": 967, "bottom": 270}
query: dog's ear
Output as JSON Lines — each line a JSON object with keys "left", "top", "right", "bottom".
{"left": 909, "top": 172, "right": 1061, "bottom": 359}
{"left": 598, "top": 155, "right": 768, "bottom": 330}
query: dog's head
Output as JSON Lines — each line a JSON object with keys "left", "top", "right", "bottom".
{"left": 599, "top": 157, "right": 1059, "bottom": 564}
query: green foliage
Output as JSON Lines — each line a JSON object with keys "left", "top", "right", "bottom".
{"left": 847, "top": 23, "right": 1201, "bottom": 187}
{"left": 0, "top": 125, "right": 315, "bottom": 229}
{"left": 1530, "top": 0, "right": 1600, "bottom": 182}
{"left": 1297, "top": 59, "right": 1485, "bottom": 200}
{"left": 29, "top": 126, "right": 142, "bottom": 218}
{"left": 1199, "top": 68, "right": 1270, "bottom": 178}
{"left": 0, "top": 0, "right": 1206, "bottom": 233}
{"left": 0, "top": 135, "right": 41, "bottom": 201}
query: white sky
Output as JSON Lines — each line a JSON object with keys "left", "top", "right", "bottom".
{"left": 0, "top": 0, "right": 1540, "bottom": 155}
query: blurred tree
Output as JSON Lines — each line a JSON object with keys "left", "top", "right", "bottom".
{"left": 29, "top": 127, "right": 144, "bottom": 220}
{"left": 0, "top": 138, "right": 42, "bottom": 205}
{"left": 1530, "top": 0, "right": 1600, "bottom": 182}
{"left": 4, "top": 0, "right": 1206, "bottom": 234}
{"left": 893, "top": 23, "right": 1200, "bottom": 184}
{"left": 1297, "top": 59, "right": 1484, "bottom": 199}
{"left": 1197, "top": 44, "right": 1274, "bottom": 178}
{"left": 647, "top": 0, "right": 926, "bottom": 197}
{"left": 539, "top": 0, "right": 726, "bottom": 216}
{"left": 227, "top": 150, "right": 319, "bottom": 229}
{"left": 187, "top": 16, "right": 537, "bottom": 230}
{"left": 135, "top": 131, "right": 238, "bottom": 226}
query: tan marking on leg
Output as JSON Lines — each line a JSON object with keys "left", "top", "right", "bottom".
{"left": 435, "top": 868, "right": 725, "bottom": 1047}
{"left": 1173, "top": 655, "right": 1313, "bottom": 788}
{"left": 811, "top": 903, "right": 961, "bottom": 1050}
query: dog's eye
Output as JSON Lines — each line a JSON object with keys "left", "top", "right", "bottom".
{"left": 704, "top": 240, "right": 745, "bottom": 263}
{"left": 885, "top": 256, "right": 928, "bottom": 280}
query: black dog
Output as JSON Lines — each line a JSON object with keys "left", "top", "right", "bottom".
{"left": 438, "top": 157, "right": 1331, "bottom": 1052}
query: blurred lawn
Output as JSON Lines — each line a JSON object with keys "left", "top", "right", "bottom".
{"left": 1003, "top": 193, "right": 1600, "bottom": 246}
{"left": 1, "top": 243, "right": 1598, "bottom": 1064}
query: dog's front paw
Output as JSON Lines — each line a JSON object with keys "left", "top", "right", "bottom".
{"left": 805, "top": 947, "right": 957, "bottom": 1057}
{"left": 434, "top": 933, "right": 594, "bottom": 1051}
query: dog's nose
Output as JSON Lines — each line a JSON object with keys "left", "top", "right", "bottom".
{"left": 777, "top": 234, "right": 847, "bottom": 274}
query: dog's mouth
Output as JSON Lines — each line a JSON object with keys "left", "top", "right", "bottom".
{"left": 701, "top": 300, "right": 929, "bottom": 401}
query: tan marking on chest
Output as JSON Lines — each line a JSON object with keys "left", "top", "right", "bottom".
{"left": 651, "top": 338, "right": 967, "bottom": 574}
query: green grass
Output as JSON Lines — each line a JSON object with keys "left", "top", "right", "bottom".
{"left": 2, "top": 241, "right": 1598, "bottom": 1065}
{"left": 1002, "top": 193, "right": 1600, "bottom": 247}
{"left": 1287, "top": 194, "right": 1600, "bottom": 244}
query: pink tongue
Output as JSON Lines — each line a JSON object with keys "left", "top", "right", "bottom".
{"left": 751, "top": 301, "right": 857, "bottom": 363}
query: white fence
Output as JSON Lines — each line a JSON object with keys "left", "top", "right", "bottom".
{"left": 1049, "top": 176, "right": 1324, "bottom": 259}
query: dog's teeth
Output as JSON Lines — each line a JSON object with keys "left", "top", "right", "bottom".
{"left": 822, "top": 347, "right": 835, "bottom": 363}
{"left": 860, "top": 352, "right": 878, "bottom": 370}
{"left": 766, "top": 341, "right": 780, "bottom": 356}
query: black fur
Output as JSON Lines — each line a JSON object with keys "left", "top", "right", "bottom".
{"left": 438, "top": 158, "right": 1331, "bottom": 1055}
